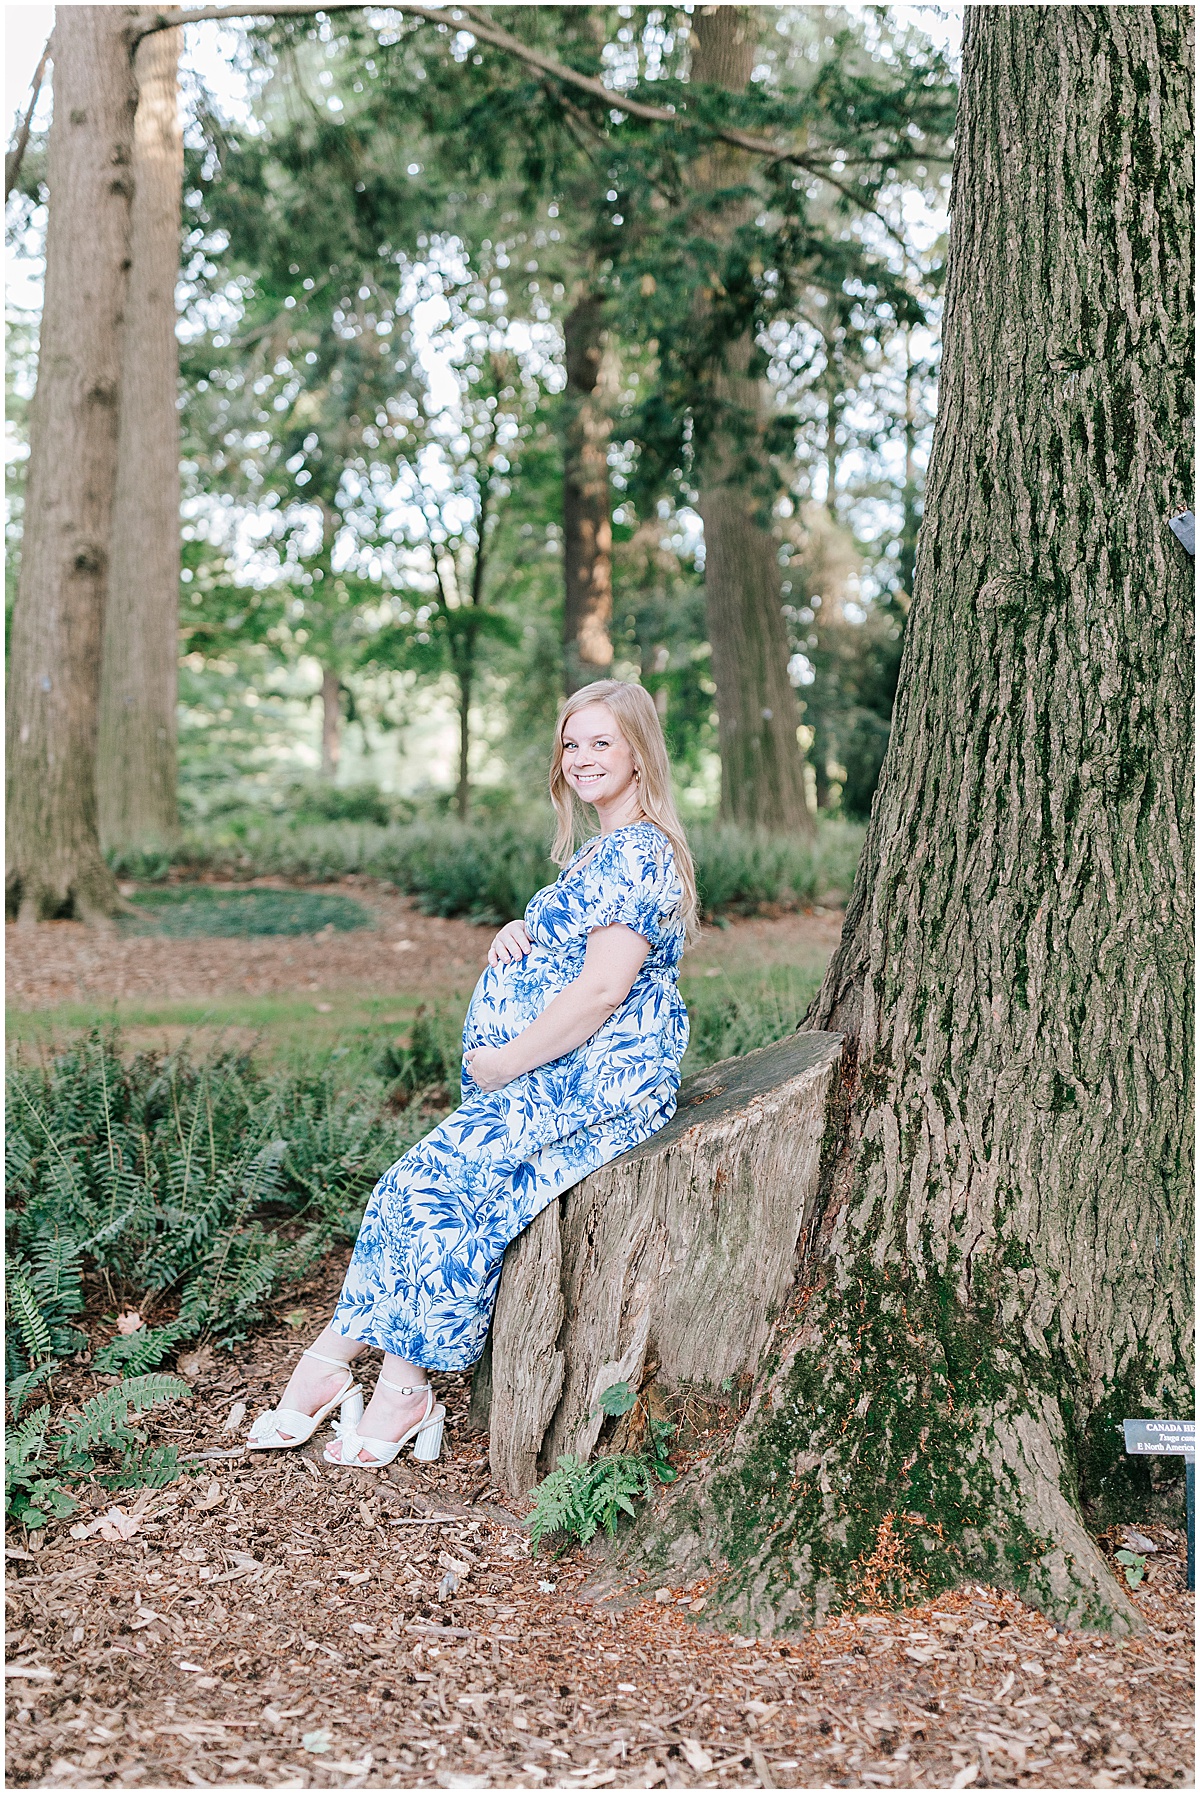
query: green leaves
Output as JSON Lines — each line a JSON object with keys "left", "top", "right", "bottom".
{"left": 1114, "top": 1548, "right": 1147, "bottom": 1588}
{"left": 6, "top": 1029, "right": 413, "bottom": 1530}
{"left": 528, "top": 1452, "right": 658, "bottom": 1552}
{"left": 598, "top": 1380, "right": 638, "bottom": 1418}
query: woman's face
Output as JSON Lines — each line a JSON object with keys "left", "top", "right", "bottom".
{"left": 560, "top": 703, "right": 638, "bottom": 810}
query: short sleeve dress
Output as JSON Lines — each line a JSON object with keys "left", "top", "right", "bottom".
{"left": 330, "top": 821, "right": 689, "bottom": 1370}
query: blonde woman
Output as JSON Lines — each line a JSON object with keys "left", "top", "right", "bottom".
{"left": 248, "top": 680, "right": 699, "bottom": 1466}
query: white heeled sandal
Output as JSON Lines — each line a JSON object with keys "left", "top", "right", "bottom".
{"left": 247, "top": 1348, "right": 364, "bottom": 1451}
{"left": 323, "top": 1376, "right": 446, "bottom": 1468}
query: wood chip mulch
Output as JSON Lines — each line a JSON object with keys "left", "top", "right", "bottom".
{"left": 6, "top": 1261, "right": 1194, "bottom": 1791}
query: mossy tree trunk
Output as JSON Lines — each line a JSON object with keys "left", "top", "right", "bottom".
{"left": 691, "top": 6, "right": 814, "bottom": 836}
{"left": 562, "top": 288, "right": 616, "bottom": 694}
{"left": 97, "top": 20, "right": 183, "bottom": 856}
{"left": 635, "top": 5, "right": 1193, "bottom": 1633}
{"left": 6, "top": 7, "right": 138, "bottom": 924}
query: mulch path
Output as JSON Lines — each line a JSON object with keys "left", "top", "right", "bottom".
{"left": 6, "top": 1259, "right": 1194, "bottom": 1791}
{"left": 5, "top": 883, "right": 847, "bottom": 1012}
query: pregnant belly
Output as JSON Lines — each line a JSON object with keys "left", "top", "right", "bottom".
{"left": 464, "top": 944, "right": 579, "bottom": 1046}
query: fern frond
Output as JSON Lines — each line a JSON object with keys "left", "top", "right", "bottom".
{"left": 7, "top": 1271, "right": 53, "bottom": 1366}
{"left": 56, "top": 1374, "right": 190, "bottom": 1455}
{"left": 6, "top": 1404, "right": 52, "bottom": 1465}
{"left": 7, "top": 1360, "right": 62, "bottom": 1420}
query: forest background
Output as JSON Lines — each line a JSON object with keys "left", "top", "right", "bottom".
{"left": 5, "top": 1, "right": 958, "bottom": 868}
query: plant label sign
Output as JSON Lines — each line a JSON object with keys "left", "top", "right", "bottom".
{"left": 1123, "top": 1419, "right": 1195, "bottom": 1593}
{"left": 1122, "top": 1419, "right": 1195, "bottom": 1460}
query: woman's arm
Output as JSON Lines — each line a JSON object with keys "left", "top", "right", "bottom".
{"left": 465, "top": 924, "right": 650, "bottom": 1092}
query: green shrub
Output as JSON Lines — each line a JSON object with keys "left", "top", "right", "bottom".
{"left": 374, "top": 1005, "right": 464, "bottom": 1108}
{"left": 110, "top": 815, "right": 863, "bottom": 925}
{"left": 691, "top": 820, "right": 863, "bottom": 915}
{"left": 6, "top": 1030, "right": 412, "bottom": 1360}
{"left": 6, "top": 1030, "right": 418, "bottom": 1528}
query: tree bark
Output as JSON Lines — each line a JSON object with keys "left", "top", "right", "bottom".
{"left": 561, "top": 290, "right": 615, "bottom": 694}
{"left": 320, "top": 666, "right": 342, "bottom": 779}
{"left": 690, "top": 7, "right": 814, "bottom": 834}
{"left": 483, "top": 1032, "right": 844, "bottom": 1498}
{"left": 6, "top": 7, "right": 139, "bottom": 924}
{"left": 621, "top": 5, "right": 1194, "bottom": 1633}
{"left": 97, "top": 21, "right": 183, "bottom": 855}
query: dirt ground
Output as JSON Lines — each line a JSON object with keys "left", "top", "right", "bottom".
{"left": 6, "top": 894, "right": 1194, "bottom": 1790}
{"left": 4, "top": 883, "right": 847, "bottom": 1013}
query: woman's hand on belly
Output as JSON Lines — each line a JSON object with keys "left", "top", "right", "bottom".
{"left": 488, "top": 918, "right": 533, "bottom": 966}
{"left": 463, "top": 1043, "right": 515, "bottom": 1092}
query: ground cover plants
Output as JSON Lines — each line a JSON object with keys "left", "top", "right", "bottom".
{"left": 5, "top": 1029, "right": 417, "bottom": 1529}
{"left": 107, "top": 814, "right": 864, "bottom": 928}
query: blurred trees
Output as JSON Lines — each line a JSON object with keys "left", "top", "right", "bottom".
{"left": 6, "top": 4, "right": 955, "bottom": 864}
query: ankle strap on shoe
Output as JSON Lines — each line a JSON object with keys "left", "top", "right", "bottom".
{"left": 378, "top": 1376, "right": 432, "bottom": 1397}
{"left": 302, "top": 1349, "right": 356, "bottom": 1371}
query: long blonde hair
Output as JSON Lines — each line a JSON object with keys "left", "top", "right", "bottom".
{"left": 548, "top": 679, "right": 700, "bottom": 945}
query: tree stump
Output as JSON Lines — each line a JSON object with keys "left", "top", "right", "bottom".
{"left": 483, "top": 1030, "right": 843, "bottom": 1497}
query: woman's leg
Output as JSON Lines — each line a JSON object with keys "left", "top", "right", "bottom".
{"left": 270, "top": 1325, "right": 367, "bottom": 1444}
{"left": 324, "top": 1352, "right": 432, "bottom": 1465}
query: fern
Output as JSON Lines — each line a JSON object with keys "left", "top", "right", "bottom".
{"left": 56, "top": 1375, "right": 191, "bottom": 1456}
{"left": 529, "top": 1452, "right": 658, "bottom": 1552}
{"left": 6, "top": 1360, "right": 62, "bottom": 1420}
{"left": 7, "top": 1271, "right": 53, "bottom": 1366}
{"left": 6, "top": 1026, "right": 411, "bottom": 1529}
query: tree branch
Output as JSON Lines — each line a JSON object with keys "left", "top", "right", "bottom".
{"left": 5, "top": 34, "right": 53, "bottom": 203}
{"left": 133, "top": 4, "right": 838, "bottom": 174}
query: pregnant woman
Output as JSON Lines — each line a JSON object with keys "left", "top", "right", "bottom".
{"left": 248, "top": 679, "right": 698, "bottom": 1467}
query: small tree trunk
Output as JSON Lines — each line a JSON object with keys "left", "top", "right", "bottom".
{"left": 691, "top": 7, "right": 814, "bottom": 835}
{"left": 320, "top": 666, "right": 342, "bottom": 779}
{"left": 626, "top": 4, "right": 1193, "bottom": 1633}
{"left": 562, "top": 289, "right": 615, "bottom": 693}
{"left": 97, "top": 21, "right": 183, "bottom": 855}
{"left": 6, "top": 7, "right": 138, "bottom": 923}
{"left": 455, "top": 663, "right": 471, "bottom": 822}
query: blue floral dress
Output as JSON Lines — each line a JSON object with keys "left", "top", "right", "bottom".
{"left": 330, "top": 822, "right": 689, "bottom": 1370}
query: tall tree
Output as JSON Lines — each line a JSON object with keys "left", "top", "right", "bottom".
{"left": 561, "top": 285, "right": 616, "bottom": 692}
{"left": 688, "top": 5, "right": 812, "bottom": 833}
{"left": 97, "top": 20, "right": 184, "bottom": 853}
{"left": 6, "top": 6, "right": 138, "bottom": 924}
{"left": 641, "top": 4, "right": 1193, "bottom": 1627}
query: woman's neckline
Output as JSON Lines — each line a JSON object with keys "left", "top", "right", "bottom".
{"left": 565, "top": 819, "right": 659, "bottom": 876}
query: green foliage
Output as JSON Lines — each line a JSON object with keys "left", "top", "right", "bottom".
{"left": 119, "top": 887, "right": 374, "bottom": 939}
{"left": 691, "top": 821, "right": 863, "bottom": 916}
{"left": 6, "top": 1030, "right": 416, "bottom": 1529}
{"left": 374, "top": 1006, "right": 463, "bottom": 1109}
{"left": 1114, "top": 1548, "right": 1147, "bottom": 1588}
{"left": 528, "top": 1452, "right": 658, "bottom": 1553}
{"left": 7, "top": 1029, "right": 410, "bottom": 1354}
{"left": 5, "top": 1377, "right": 190, "bottom": 1529}
{"left": 681, "top": 964, "right": 827, "bottom": 1075}
{"left": 109, "top": 816, "right": 863, "bottom": 928}
{"left": 598, "top": 1380, "right": 638, "bottom": 1419}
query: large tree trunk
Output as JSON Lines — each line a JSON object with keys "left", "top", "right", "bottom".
{"left": 97, "top": 21, "right": 183, "bottom": 855}
{"left": 561, "top": 290, "right": 615, "bottom": 694}
{"left": 5, "top": 7, "right": 138, "bottom": 924}
{"left": 691, "top": 7, "right": 814, "bottom": 835}
{"left": 604, "top": 6, "right": 1194, "bottom": 1633}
